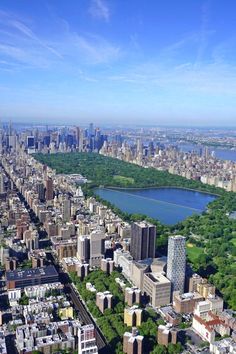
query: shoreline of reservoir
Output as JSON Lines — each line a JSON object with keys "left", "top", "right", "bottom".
{"left": 99, "top": 185, "right": 220, "bottom": 197}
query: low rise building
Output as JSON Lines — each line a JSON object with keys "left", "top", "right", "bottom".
{"left": 7, "top": 288, "right": 21, "bottom": 305}
{"left": 6, "top": 265, "right": 59, "bottom": 290}
{"left": 219, "top": 310, "right": 236, "bottom": 331}
{"left": 0, "top": 331, "right": 7, "bottom": 354}
{"left": 59, "top": 306, "right": 74, "bottom": 320}
{"left": 159, "top": 306, "right": 182, "bottom": 326}
{"left": 173, "top": 291, "right": 204, "bottom": 313}
{"left": 192, "top": 312, "right": 230, "bottom": 344}
{"left": 24, "top": 282, "right": 63, "bottom": 298}
{"left": 194, "top": 297, "right": 224, "bottom": 319}
{"left": 210, "top": 338, "right": 236, "bottom": 354}
{"left": 86, "top": 283, "right": 97, "bottom": 292}
{"left": 15, "top": 320, "right": 80, "bottom": 354}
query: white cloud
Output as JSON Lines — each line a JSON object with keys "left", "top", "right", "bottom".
{"left": 0, "top": 9, "right": 120, "bottom": 69}
{"left": 89, "top": 0, "right": 110, "bottom": 22}
{"left": 0, "top": 10, "right": 64, "bottom": 69}
{"left": 73, "top": 33, "right": 120, "bottom": 64}
{"left": 9, "top": 20, "right": 62, "bottom": 58}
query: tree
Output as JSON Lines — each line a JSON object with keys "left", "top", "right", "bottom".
{"left": 19, "top": 293, "right": 29, "bottom": 305}
{"left": 151, "top": 345, "right": 167, "bottom": 354}
{"left": 167, "top": 343, "right": 183, "bottom": 354}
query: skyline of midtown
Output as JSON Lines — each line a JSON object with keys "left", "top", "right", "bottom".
{"left": 1, "top": 0, "right": 236, "bottom": 126}
{"left": 2, "top": 120, "right": 236, "bottom": 129}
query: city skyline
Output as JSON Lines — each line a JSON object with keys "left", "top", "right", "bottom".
{"left": 1, "top": 0, "right": 236, "bottom": 126}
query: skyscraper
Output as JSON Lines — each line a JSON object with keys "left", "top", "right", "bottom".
{"left": 61, "top": 197, "right": 71, "bottom": 222}
{"left": 130, "top": 222, "right": 156, "bottom": 261}
{"left": 36, "top": 182, "right": 45, "bottom": 202}
{"left": 166, "top": 235, "right": 186, "bottom": 294}
{"left": 76, "top": 126, "right": 80, "bottom": 148}
{"left": 136, "top": 138, "right": 143, "bottom": 155}
{"left": 45, "top": 177, "right": 53, "bottom": 201}
{"left": 89, "top": 123, "right": 94, "bottom": 137}
{"left": 27, "top": 136, "right": 35, "bottom": 148}
{"left": 77, "top": 235, "right": 90, "bottom": 263}
{"left": 79, "top": 129, "right": 84, "bottom": 152}
{"left": 89, "top": 229, "right": 105, "bottom": 267}
{"left": 0, "top": 173, "right": 5, "bottom": 194}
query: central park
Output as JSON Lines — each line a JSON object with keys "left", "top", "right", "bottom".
{"left": 34, "top": 152, "right": 236, "bottom": 312}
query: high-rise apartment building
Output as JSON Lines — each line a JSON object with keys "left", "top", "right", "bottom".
{"left": 77, "top": 230, "right": 105, "bottom": 267}
{"left": 124, "top": 306, "right": 143, "bottom": 327}
{"left": 96, "top": 291, "right": 113, "bottom": 313}
{"left": 125, "top": 287, "right": 141, "bottom": 307}
{"left": 62, "top": 197, "right": 71, "bottom": 222}
{"left": 130, "top": 222, "right": 156, "bottom": 261}
{"left": 45, "top": 177, "right": 53, "bottom": 201}
{"left": 27, "top": 136, "right": 35, "bottom": 148}
{"left": 90, "top": 230, "right": 105, "bottom": 267}
{"left": 78, "top": 324, "right": 98, "bottom": 354}
{"left": 101, "top": 258, "right": 114, "bottom": 274}
{"left": 157, "top": 325, "right": 178, "bottom": 347}
{"left": 79, "top": 129, "right": 84, "bottom": 152}
{"left": 167, "top": 236, "right": 186, "bottom": 294}
{"left": 36, "top": 182, "right": 45, "bottom": 202}
{"left": 76, "top": 126, "right": 80, "bottom": 148}
{"left": 123, "top": 328, "right": 143, "bottom": 354}
{"left": 0, "top": 173, "right": 5, "bottom": 194}
{"left": 77, "top": 235, "right": 90, "bottom": 263}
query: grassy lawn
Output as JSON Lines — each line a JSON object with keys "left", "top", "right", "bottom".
{"left": 186, "top": 242, "right": 203, "bottom": 262}
{"left": 113, "top": 175, "right": 135, "bottom": 185}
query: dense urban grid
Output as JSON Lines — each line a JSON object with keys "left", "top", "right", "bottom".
{"left": 0, "top": 122, "right": 236, "bottom": 354}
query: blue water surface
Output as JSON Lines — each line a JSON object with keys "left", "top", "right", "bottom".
{"left": 94, "top": 187, "right": 216, "bottom": 225}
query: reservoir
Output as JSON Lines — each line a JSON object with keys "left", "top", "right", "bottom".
{"left": 94, "top": 187, "right": 216, "bottom": 225}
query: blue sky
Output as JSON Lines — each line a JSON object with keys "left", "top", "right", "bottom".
{"left": 0, "top": 0, "right": 236, "bottom": 126}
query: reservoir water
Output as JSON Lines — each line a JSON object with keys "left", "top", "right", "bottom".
{"left": 94, "top": 187, "right": 216, "bottom": 225}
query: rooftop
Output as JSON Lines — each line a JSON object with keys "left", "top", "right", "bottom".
{"left": 145, "top": 272, "right": 170, "bottom": 284}
{"left": 6, "top": 265, "right": 58, "bottom": 282}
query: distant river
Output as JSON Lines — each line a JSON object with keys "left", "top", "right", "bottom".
{"left": 94, "top": 187, "right": 216, "bottom": 225}
{"left": 179, "top": 144, "right": 236, "bottom": 162}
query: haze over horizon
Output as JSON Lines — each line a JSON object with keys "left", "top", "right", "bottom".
{"left": 0, "top": 0, "right": 236, "bottom": 126}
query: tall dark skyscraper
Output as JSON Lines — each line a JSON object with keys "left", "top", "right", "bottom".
{"left": 89, "top": 123, "right": 94, "bottom": 137}
{"left": 76, "top": 126, "right": 80, "bottom": 148}
{"left": 130, "top": 222, "right": 156, "bottom": 261}
{"left": 45, "top": 177, "right": 53, "bottom": 201}
{"left": 27, "top": 136, "right": 35, "bottom": 148}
